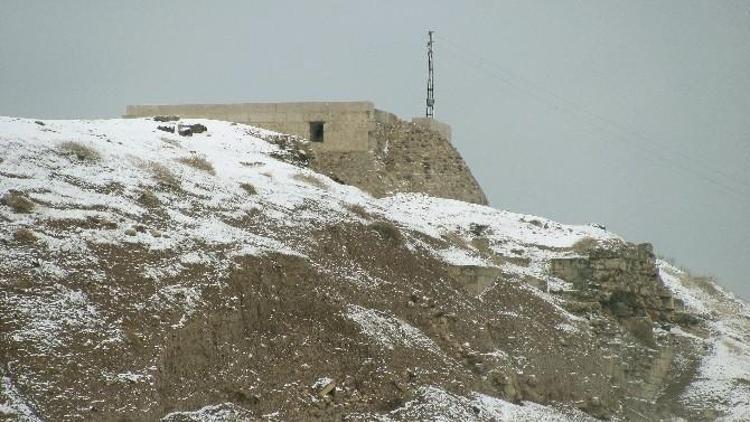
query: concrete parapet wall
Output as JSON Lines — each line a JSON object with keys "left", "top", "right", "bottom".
{"left": 125, "top": 102, "right": 374, "bottom": 152}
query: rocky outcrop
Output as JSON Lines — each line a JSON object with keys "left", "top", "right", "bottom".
{"left": 551, "top": 242, "right": 682, "bottom": 322}
{"left": 2, "top": 117, "right": 747, "bottom": 421}
{"left": 310, "top": 116, "right": 488, "bottom": 205}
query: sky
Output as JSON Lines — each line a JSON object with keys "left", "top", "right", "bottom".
{"left": 1, "top": 1, "right": 749, "bottom": 299}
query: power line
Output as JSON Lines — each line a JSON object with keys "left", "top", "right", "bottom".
{"left": 437, "top": 35, "right": 750, "bottom": 192}
{"left": 435, "top": 35, "right": 750, "bottom": 204}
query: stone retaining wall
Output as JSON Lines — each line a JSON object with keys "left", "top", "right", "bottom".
{"left": 551, "top": 243, "right": 682, "bottom": 321}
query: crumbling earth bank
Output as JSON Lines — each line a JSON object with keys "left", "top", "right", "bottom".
{"left": 1, "top": 116, "right": 747, "bottom": 421}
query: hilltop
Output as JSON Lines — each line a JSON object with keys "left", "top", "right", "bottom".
{"left": 0, "top": 117, "right": 748, "bottom": 421}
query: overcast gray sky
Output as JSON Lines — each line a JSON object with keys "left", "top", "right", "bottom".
{"left": 2, "top": 1, "right": 749, "bottom": 299}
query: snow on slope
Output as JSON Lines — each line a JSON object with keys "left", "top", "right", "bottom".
{"left": 658, "top": 260, "right": 750, "bottom": 420}
{"left": 0, "top": 116, "right": 619, "bottom": 298}
{"left": 349, "top": 386, "right": 596, "bottom": 421}
{"left": 0, "top": 374, "right": 42, "bottom": 422}
{"left": 2, "top": 116, "right": 747, "bottom": 420}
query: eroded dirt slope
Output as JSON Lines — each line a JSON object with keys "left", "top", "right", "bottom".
{"left": 1, "top": 117, "right": 748, "bottom": 421}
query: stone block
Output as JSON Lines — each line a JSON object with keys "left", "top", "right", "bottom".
{"left": 447, "top": 265, "right": 501, "bottom": 295}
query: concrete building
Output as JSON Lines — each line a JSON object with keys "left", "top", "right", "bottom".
{"left": 124, "top": 101, "right": 486, "bottom": 205}
{"left": 125, "top": 101, "right": 451, "bottom": 153}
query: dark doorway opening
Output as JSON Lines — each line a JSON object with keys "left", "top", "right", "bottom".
{"left": 309, "top": 121, "right": 325, "bottom": 142}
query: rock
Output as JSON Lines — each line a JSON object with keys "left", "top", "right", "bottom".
{"left": 153, "top": 115, "right": 180, "bottom": 122}
{"left": 177, "top": 125, "right": 193, "bottom": 137}
{"left": 552, "top": 241, "right": 679, "bottom": 323}
{"left": 157, "top": 125, "right": 175, "bottom": 133}
{"left": 189, "top": 123, "right": 208, "bottom": 134}
{"left": 621, "top": 317, "right": 656, "bottom": 347}
{"left": 526, "top": 374, "right": 537, "bottom": 387}
{"left": 319, "top": 380, "right": 336, "bottom": 397}
{"left": 176, "top": 123, "right": 208, "bottom": 137}
{"left": 469, "top": 223, "right": 490, "bottom": 236}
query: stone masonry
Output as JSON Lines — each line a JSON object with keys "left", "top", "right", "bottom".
{"left": 550, "top": 242, "right": 683, "bottom": 322}
{"left": 311, "top": 110, "right": 488, "bottom": 205}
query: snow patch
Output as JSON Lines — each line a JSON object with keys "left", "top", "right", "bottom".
{"left": 345, "top": 305, "right": 441, "bottom": 354}
{"left": 0, "top": 376, "right": 41, "bottom": 421}
{"left": 160, "top": 402, "right": 254, "bottom": 421}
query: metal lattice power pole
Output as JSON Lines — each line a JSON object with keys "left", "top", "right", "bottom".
{"left": 426, "top": 30, "right": 435, "bottom": 118}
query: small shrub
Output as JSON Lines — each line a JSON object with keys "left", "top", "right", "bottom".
{"left": 1, "top": 191, "right": 35, "bottom": 213}
{"left": 177, "top": 155, "right": 215, "bottom": 175}
{"left": 469, "top": 223, "right": 490, "bottom": 236}
{"left": 138, "top": 190, "right": 161, "bottom": 208}
{"left": 572, "top": 236, "right": 599, "bottom": 254}
{"left": 293, "top": 172, "right": 326, "bottom": 189}
{"left": 346, "top": 203, "right": 369, "bottom": 219}
{"left": 528, "top": 218, "right": 544, "bottom": 228}
{"left": 369, "top": 221, "right": 403, "bottom": 244}
{"left": 13, "top": 228, "right": 37, "bottom": 243}
{"left": 60, "top": 141, "right": 101, "bottom": 161}
{"left": 239, "top": 182, "right": 257, "bottom": 195}
{"left": 148, "top": 162, "right": 180, "bottom": 189}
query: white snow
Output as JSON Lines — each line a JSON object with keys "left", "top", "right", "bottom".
{"left": 361, "top": 386, "right": 596, "bottom": 421}
{"left": 312, "top": 377, "right": 334, "bottom": 389}
{"left": 658, "top": 260, "right": 711, "bottom": 315}
{"left": 160, "top": 402, "right": 254, "bottom": 421}
{"left": 5, "top": 284, "right": 122, "bottom": 353}
{"left": 345, "top": 305, "right": 442, "bottom": 354}
{"left": 2, "top": 116, "right": 749, "bottom": 421}
{"left": 435, "top": 245, "right": 494, "bottom": 267}
{"left": 659, "top": 261, "right": 750, "bottom": 420}
{"left": 0, "top": 375, "right": 42, "bottom": 421}
{"left": 380, "top": 194, "right": 619, "bottom": 252}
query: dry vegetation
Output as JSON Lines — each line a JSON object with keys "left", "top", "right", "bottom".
{"left": 293, "top": 172, "right": 326, "bottom": 189}
{"left": 59, "top": 141, "right": 101, "bottom": 161}
{"left": 572, "top": 236, "right": 599, "bottom": 254}
{"left": 138, "top": 190, "right": 161, "bottom": 208}
{"left": 13, "top": 227, "right": 37, "bottom": 243}
{"left": 368, "top": 221, "right": 403, "bottom": 244}
{"left": 177, "top": 155, "right": 215, "bottom": 175}
{"left": 147, "top": 162, "right": 181, "bottom": 189}
{"left": 1, "top": 191, "right": 35, "bottom": 213}
{"left": 239, "top": 182, "right": 257, "bottom": 195}
{"left": 346, "top": 203, "right": 370, "bottom": 220}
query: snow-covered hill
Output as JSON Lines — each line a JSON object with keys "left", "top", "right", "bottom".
{"left": 1, "top": 116, "right": 748, "bottom": 421}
